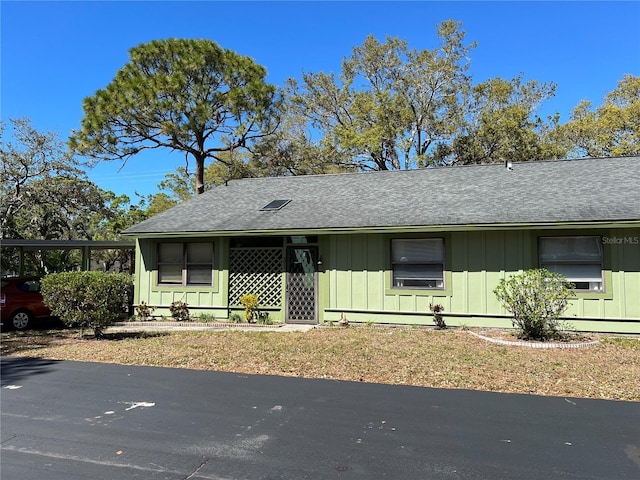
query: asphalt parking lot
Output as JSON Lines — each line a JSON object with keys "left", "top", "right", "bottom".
{"left": 1, "top": 356, "right": 639, "bottom": 479}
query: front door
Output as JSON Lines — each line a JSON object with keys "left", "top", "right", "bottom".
{"left": 286, "top": 246, "right": 318, "bottom": 324}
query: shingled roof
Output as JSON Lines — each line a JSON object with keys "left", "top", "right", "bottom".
{"left": 124, "top": 156, "right": 640, "bottom": 235}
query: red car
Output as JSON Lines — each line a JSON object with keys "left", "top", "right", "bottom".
{"left": 0, "top": 277, "right": 52, "bottom": 330}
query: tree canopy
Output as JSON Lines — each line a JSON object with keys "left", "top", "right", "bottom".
{"left": 557, "top": 74, "right": 640, "bottom": 157}
{"left": 432, "top": 75, "right": 567, "bottom": 165}
{"left": 6, "top": 27, "right": 637, "bottom": 250}
{"left": 270, "top": 20, "right": 575, "bottom": 171}
{"left": 69, "top": 27, "right": 640, "bottom": 203}
{"left": 1, "top": 118, "right": 132, "bottom": 274}
{"left": 70, "top": 38, "right": 279, "bottom": 194}
{"left": 1, "top": 118, "right": 111, "bottom": 241}
{"left": 283, "top": 21, "right": 476, "bottom": 171}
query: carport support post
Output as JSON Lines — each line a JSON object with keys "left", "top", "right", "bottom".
{"left": 82, "top": 246, "right": 91, "bottom": 271}
{"left": 19, "top": 246, "right": 25, "bottom": 276}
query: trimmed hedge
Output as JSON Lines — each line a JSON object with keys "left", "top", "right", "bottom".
{"left": 41, "top": 271, "right": 133, "bottom": 338}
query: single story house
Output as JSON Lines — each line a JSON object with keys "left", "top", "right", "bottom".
{"left": 124, "top": 156, "right": 640, "bottom": 334}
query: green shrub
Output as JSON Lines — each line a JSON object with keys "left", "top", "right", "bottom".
{"left": 41, "top": 271, "right": 133, "bottom": 338}
{"left": 196, "top": 312, "right": 217, "bottom": 322}
{"left": 135, "top": 301, "right": 156, "bottom": 321}
{"left": 257, "top": 311, "right": 273, "bottom": 325}
{"left": 429, "top": 303, "right": 446, "bottom": 329}
{"left": 169, "top": 300, "right": 190, "bottom": 322}
{"left": 229, "top": 313, "right": 243, "bottom": 323}
{"left": 494, "top": 269, "right": 574, "bottom": 341}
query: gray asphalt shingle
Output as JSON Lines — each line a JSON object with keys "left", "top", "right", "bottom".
{"left": 124, "top": 156, "right": 640, "bottom": 235}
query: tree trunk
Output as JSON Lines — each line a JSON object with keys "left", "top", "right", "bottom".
{"left": 195, "top": 155, "right": 205, "bottom": 195}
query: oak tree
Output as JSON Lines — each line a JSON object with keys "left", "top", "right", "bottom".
{"left": 1, "top": 118, "right": 121, "bottom": 274}
{"left": 285, "top": 21, "right": 475, "bottom": 171}
{"left": 433, "top": 75, "right": 567, "bottom": 165}
{"left": 558, "top": 74, "right": 640, "bottom": 157}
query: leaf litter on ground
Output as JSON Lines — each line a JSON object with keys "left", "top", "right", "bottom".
{"left": 2, "top": 327, "right": 638, "bottom": 401}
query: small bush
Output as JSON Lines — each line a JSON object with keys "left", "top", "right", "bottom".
{"left": 257, "top": 311, "right": 273, "bottom": 325}
{"left": 229, "top": 313, "right": 243, "bottom": 323}
{"left": 494, "top": 268, "right": 574, "bottom": 341}
{"left": 429, "top": 303, "right": 446, "bottom": 329}
{"left": 135, "top": 301, "right": 156, "bottom": 321}
{"left": 196, "top": 312, "right": 217, "bottom": 323}
{"left": 169, "top": 300, "right": 190, "bottom": 322}
{"left": 239, "top": 294, "right": 259, "bottom": 323}
{"left": 41, "top": 271, "right": 133, "bottom": 338}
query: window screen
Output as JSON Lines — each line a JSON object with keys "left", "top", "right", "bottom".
{"left": 392, "top": 238, "right": 445, "bottom": 289}
{"left": 158, "top": 243, "right": 184, "bottom": 284}
{"left": 539, "top": 236, "right": 603, "bottom": 291}
{"left": 158, "top": 242, "right": 214, "bottom": 286}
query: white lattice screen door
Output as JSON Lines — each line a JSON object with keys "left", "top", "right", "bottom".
{"left": 285, "top": 246, "right": 318, "bottom": 324}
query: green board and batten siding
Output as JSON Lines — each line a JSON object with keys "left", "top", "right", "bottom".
{"left": 322, "top": 228, "right": 640, "bottom": 333}
{"left": 125, "top": 158, "right": 640, "bottom": 334}
{"left": 134, "top": 227, "right": 639, "bottom": 333}
{"left": 134, "top": 238, "right": 232, "bottom": 320}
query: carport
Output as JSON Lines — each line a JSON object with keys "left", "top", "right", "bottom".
{"left": 0, "top": 239, "right": 135, "bottom": 276}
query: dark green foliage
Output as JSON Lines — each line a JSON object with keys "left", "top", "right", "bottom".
{"left": 494, "top": 269, "right": 574, "bottom": 341}
{"left": 70, "top": 38, "right": 279, "bottom": 195}
{"left": 41, "top": 272, "right": 133, "bottom": 338}
{"left": 429, "top": 303, "right": 446, "bottom": 329}
{"left": 1, "top": 118, "right": 142, "bottom": 275}
{"left": 1, "top": 119, "right": 122, "bottom": 274}
{"left": 257, "top": 311, "right": 273, "bottom": 325}
{"left": 135, "top": 301, "right": 156, "bottom": 321}
{"left": 169, "top": 300, "right": 190, "bottom": 322}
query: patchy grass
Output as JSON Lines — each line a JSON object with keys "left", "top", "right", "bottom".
{"left": 2, "top": 327, "right": 639, "bottom": 401}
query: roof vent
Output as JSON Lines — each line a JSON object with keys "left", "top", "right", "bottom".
{"left": 260, "top": 199, "right": 291, "bottom": 211}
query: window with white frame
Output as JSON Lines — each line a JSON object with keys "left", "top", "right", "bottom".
{"left": 539, "top": 236, "right": 603, "bottom": 291}
{"left": 158, "top": 242, "right": 213, "bottom": 286}
{"left": 391, "top": 238, "right": 445, "bottom": 289}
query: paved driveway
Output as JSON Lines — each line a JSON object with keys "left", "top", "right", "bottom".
{"left": 1, "top": 356, "right": 639, "bottom": 479}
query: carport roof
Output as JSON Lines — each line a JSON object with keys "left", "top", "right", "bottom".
{"left": 0, "top": 240, "right": 135, "bottom": 250}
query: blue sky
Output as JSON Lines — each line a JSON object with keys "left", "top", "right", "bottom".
{"left": 2, "top": 1, "right": 639, "bottom": 200}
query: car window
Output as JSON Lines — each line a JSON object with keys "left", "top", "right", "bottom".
{"left": 19, "top": 280, "right": 41, "bottom": 292}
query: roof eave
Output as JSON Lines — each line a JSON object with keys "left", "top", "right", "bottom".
{"left": 122, "top": 219, "right": 640, "bottom": 239}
